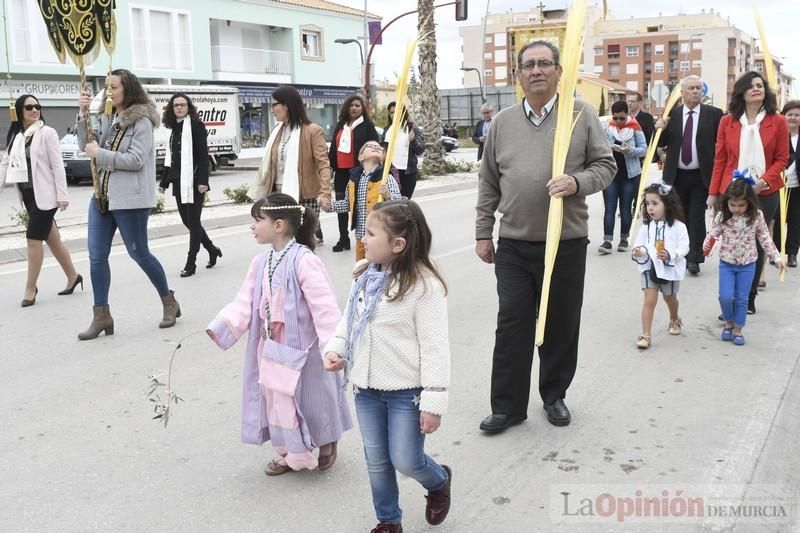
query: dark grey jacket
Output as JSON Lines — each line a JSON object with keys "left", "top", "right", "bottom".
{"left": 78, "top": 101, "right": 160, "bottom": 210}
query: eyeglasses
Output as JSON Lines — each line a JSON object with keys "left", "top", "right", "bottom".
{"left": 520, "top": 59, "right": 556, "bottom": 72}
{"left": 24, "top": 104, "right": 42, "bottom": 111}
{"left": 363, "top": 143, "right": 384, "bottom": 152}
{"left": 173, "top": 103, "right": 187, "bottom": 108}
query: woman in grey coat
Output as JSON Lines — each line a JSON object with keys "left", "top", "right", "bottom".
{"left": 76, "top": 69, "right": 180, "bottom": 340}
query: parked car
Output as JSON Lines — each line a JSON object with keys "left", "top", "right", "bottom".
{"left": 441, "top": 135, "right": 459, "bottom": 152}
{"left": 60, "top": 134, "right": 92, "bottom": 185}
{"left": 377, "top": 126, "right": 459, "bottom": 152}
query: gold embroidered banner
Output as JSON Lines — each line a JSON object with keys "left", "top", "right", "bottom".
{"left": 38, "top": 0, "right": 116, "bottom": 70}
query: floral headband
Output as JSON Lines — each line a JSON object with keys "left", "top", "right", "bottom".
{"left": 259, "top": 204, "right": 307, "bottom": 225}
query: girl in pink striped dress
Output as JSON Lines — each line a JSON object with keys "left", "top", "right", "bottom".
{"left": 207, "top": 192, "right": 352, "bottom": 476}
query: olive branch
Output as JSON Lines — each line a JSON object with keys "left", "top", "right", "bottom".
{"left": 146, "top": 330, "right": 205, "bottom": 428}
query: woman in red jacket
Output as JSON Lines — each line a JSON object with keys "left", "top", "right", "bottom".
{"left": 708, "top": 71, "right": 790, "bottom": 313}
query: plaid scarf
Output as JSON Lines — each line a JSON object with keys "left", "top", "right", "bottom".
{"left": 344, "top": 263, "right": 389, "bottom": 376}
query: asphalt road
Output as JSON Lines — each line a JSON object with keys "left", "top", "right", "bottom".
{"left": 1, "top": 184, "right": 799, "bottom": 532}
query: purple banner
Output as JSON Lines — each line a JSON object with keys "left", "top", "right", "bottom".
{"left": 369, "top": 21, "right": 382, "bottom": 45}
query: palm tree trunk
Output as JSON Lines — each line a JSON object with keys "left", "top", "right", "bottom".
{"left": 417, "top": 0, "right": 446, "bottom": 176}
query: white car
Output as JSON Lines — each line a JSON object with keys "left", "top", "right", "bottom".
{"left": 60, "top": 134, "right": 92, "bottom": 185}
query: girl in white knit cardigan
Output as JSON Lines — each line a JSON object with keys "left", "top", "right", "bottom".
{"left": 324, "top": 199, "right": 452, "bottom": 533}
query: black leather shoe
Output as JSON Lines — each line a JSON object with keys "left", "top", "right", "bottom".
{"left": 206, "top": 247, "right": 223, "bottom": 269}
{"left": 21, "top": 287, "right": 38, "bottom": 308}
{"left": 332, "top": 239, "right": 351, "bottom": 252}
{"left": 180, "top": 264, "right": 197, "bottom": 278}
{"left": 544, "top": 399, "right": 571, "bottom": 426}
{"left": 687, "top": 261, "right": 700, "bottom": 275}
{"left": 788, "top": 254, "right": 797, "bottom": 268}
{"left": 58, "top": 274, "right": 84, "bottom": 295}
{"left": 479, "top": 413, "right": 526, "bottom": 434}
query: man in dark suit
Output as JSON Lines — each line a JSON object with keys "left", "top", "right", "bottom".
{"left": 657, "top": 76, "right": 723, "bottom": 275}
{"left": 472, "top": 103, "right": 494, "bottom": 160}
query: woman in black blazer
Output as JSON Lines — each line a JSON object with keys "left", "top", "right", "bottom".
{"left": 328, "top": 94, "right": 379, "bottom": 252}
{"left": 159, "top": 93, "right": 222, "bottom": 277}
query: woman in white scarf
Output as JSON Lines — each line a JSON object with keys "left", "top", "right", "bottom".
{"left": 0, "top": 94, "right": 82, "bottom": 307}
{"left": 253, "top": 85, "right": 333, "bottom": 246}
{"left": 707, "top": 71, "right": 790, "bottom": 313}
{"left": 327, "top": 95, "right": 379, "bottom": 252}
{"left": 158, "top": 93, "right": 221, "bottom": 277}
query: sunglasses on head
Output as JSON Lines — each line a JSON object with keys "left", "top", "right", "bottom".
{"left": 24, "top": 104, "right": 42, "bottom": 111}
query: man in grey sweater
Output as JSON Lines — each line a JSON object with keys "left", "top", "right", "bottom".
{"left": 475, "top": 41, "right": 616, "bottom": 433}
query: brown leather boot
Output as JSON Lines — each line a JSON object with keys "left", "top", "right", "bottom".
{"left": 78, "top": 305, "right": 114, "bottom": 340}
{"left": 159, "top": 291, "right": 181, "bottom": 328}
{"left": 425, "top": 464, "right": 452, "bottom": 525}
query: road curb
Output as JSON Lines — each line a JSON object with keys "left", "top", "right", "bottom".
{"left": 0, "top": 179, "right": 476, "bottom": 265}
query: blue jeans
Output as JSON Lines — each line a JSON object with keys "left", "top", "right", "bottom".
{"left": 602, "top": 174, "right": 640, "bottom": 241}
{"left": 87, "top": 198, "right": 170, "bottom": 306}
{"left": 719, "top": 260, "right": 756, "bottom": 328}
{"left": 355, "top": 387, "right": 448, "bottom": 524}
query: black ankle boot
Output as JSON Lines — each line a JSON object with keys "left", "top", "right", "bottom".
{"left": 180, "top": 264, "right": 197, "bottom": 278}
{"left": 206, "top": 246, "right": 222, "bottom": 268}
{"left": 332, "top": 239, "right": 351, "bottom": 252}
{"left": 181, "top": 255, "right": 197, "bottom": 278}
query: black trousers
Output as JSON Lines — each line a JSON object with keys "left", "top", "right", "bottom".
{"left": 752, "top": 193, "right": 780, "bottom": 296}
{"left": 398, "top": 169, "right": 418, "bottom": 199}
{"left": 673, "top": 169, "right": 707, "bottom": 263}
{"left": 333, "top": 168, "right": 351, "bottom": 243}
{"left": 773, "top": 187, "right": 800, "bottom": 255}
{"left": 490, "top": 237, "right": 587, "bottom": 415}
{"left": 176, "top": 194, "right": 213, "bottom": 263}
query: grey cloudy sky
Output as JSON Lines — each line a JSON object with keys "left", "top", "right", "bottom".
{"left": 336, "top": 0, "right": 799, "bottom": 96}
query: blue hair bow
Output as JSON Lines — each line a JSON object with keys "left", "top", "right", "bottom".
{"left": 733, "top": 169, "right": 756, "bottom": 187}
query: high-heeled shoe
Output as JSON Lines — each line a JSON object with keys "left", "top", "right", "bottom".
{"left": 206, "top": 246, "right": 223, "bottom": 269}
{"left": 58, "top": 274, "right": 84, "bottom": 295}
{"left": 180, "top": 264, "right": 197, "bottom": 278}
{"left": 21, "top": 288, "right": 38, "bottom": 308}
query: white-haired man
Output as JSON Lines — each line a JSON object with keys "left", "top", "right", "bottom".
{"left": 472, "top": 103, "right": 494, "bottom": 160}
{"left": 656, "top": 76, "right": 723, "bottom": 275}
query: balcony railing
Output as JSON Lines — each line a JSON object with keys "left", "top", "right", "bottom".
{"left": 211, "top": 45, "right": 291, "bottom": 75}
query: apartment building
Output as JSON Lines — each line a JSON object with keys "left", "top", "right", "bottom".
{"left": 590, "top": 10, "right": 755, "bottom": 111}
{"left": 458, "top": 6, "right": 603, "bottom": 89}
{"left": 0, "top": 0, "right": 375, "bottom": 144}
{"left": 458, "top": 8, "right": 791, "bottom": 113}
{"left": 754, "top": 53, "right": 795, "bottom": 107}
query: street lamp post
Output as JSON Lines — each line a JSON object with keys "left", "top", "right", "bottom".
{"left": 334, "top": 38, "right": 365, "bottom": 88}
{"left": 362, "top": 2, "right": 457, "bottom": 109}
{"left": 461, "top": 67, "right": 486, "bottom": 104}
